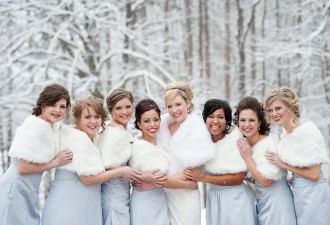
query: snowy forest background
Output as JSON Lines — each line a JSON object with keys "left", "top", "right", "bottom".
{"left": 0, "top": 0, "right": 329, "bottom": 186}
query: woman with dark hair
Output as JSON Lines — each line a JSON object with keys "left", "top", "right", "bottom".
{"left": 264, "top": 87, "right": 330, "bottom": 225}
{"left": 234, "top": 96, "right": 296, "bottom": 225}
{"left": 184, "top": 99, "right": 256, "bottom": 225}
{"left": 129, "top": 99, "right": 198, "bottom": 225}
{"left": 0, "top": 84, "right": 73, "bottom": 225}
{"left": 97, "top": 88, "right": 143, "bottom": 225}
{"left": 41, "top": 96, "right": 141, "bottom": 225}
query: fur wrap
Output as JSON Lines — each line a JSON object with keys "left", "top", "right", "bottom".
{"left": 129, "top": 138, "right": 170, "bottom": 174}
{"left": 8, "top": 115, "right": 59, "bottom": 163}
{"left": 252, "top": 135, "right": 286, "bottom": 180}
{"left": 158, "top": 113, "right": 216, "bottom": 175}
{"left": 204, "top": 128, "right": 247, "bottom": 175}
{"left": 278, "top": 121, "right": 329, "bottom": 167}
{"left": 58, "top": 125, "right": 105, "bottom": 176}
{"left": 97, "top": 126, "right": 132, "bottom": 168}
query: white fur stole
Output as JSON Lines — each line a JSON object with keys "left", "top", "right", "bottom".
{"left": 252, "top": 135, "right": 286, "bottom": 180}
{"left": 59, "top": 125, "right": 105, "bottom": 176}
{"left": 204, "top": 128, "right": 247, "bottom": 175}
{"left": 9, "top": 115, "right": 58, "bottom": 163}
{"left": 129, "top": 138, "right": 170, "bottom": 174}
{"left": 158, "top": 113, "right": 216, "bottom": 175}
{"left": 97, "top": 126, "right": 132, "bottom": 168}
{"left": 278, "top": 121, "right": 329, "bottom": 167}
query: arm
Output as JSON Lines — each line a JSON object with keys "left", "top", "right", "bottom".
{"left": 79, "top": 166, "right": 143, "bottom": 186}
{"left": 183, "top": 168, "right": 245, "bottom": 186}
{"left": 237, "top": 139, "right": 273, "bottom": 188}
{"left": 18, "top": 149, "right": 73, "bottom": 175}
{"left": 265, "top": 151, "right": 320, "bottom": 181}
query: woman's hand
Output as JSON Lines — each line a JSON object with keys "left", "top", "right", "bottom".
{"left": 118, "top": 166, "right": 143, "bottom": 182}
{"left": 237, "top": 139, "right": 252, "bottom": 159}
{"left": 183, "top": 168, "right": 204, "bottom": 182}
{"left": 142, "top": 169, "right": 166, "bottom": 186}
{"left": 54, "top": 149, "right": 73, "bottom": 166}
{"left": 132, "top": 180, "right": 159, "bottom": 192}
{"left": 265, "top": 151, "right": 286, "bottom": 169}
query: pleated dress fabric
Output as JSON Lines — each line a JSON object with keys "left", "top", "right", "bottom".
{"left": 0, "top": 158, "right": 42, "bottom": 225}
{"left": 41, "top": 169, "right": 102, "bottom": 225}
{"left": 254, "top": 177, "right": 297, "bottom": 225}
{"left": 130, "top": 188, "right": 170, "bottom": 225}
{"left": 206, "top": 183, "right": 257, "bottom": 225}
{"left": 292, "top": 171, "right": 330, "bottom": 225}
{"left": 101, "top": 175, "right": 131, "bottom": 225}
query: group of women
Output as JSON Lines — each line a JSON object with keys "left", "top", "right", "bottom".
{"left": 0, "top": 82, "right": 329, "bottom": 225}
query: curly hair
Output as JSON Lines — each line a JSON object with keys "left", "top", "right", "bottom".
{"left": 163, "top": 81, "right": 194, "bottom": 112}
{"left": 233, "top": 96, "right": 270, "bottom": 135}
{"left": 72, "top": 96, "right": 107, "bottom": 130}
{"left": 264, "top": 87, "right": 301, "bottom": 123}
{"left": 202, "top": 99, "right": 232, "bottom": 134}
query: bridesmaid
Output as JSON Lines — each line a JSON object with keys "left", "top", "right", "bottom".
{"left": 0, "top": 84, "right": 72, "bottom": 225}
{"left": 184, "top": 99, "right": 257, "bottom": 225}
{"left": 235, "top": 96, "right": 297, "bottom": 225}
{"left": 264, "top": 87, "right": 330, "bottom": 225}
{"left": 97, "top": 88, "right": 144, "bottom": 225}
{"left": 41, "top": 96, "right": 142, "bottom": 225}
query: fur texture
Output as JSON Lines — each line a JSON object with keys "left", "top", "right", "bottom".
{"left": 97, "top": 126, "right": 132, "bottom": 168}
{"left": 59, "top": 125, "right": 105, "bottom": 176}
{"left": 129, "top": 138, "right": 170, "bottom": 173}
{"left": 9, "top": 115, "right": 58, "bottom": 163}
{"left": 158, "top": 113, "right": 216, "bottom": 175}
{"left": 278, "top": 121, "right": 329, "bottom": 167}
{"left": 252, "top": 135, "right": 286, "bottom": 180}
{"left": 204, "top": 128, "right": 247, "bottom": 174}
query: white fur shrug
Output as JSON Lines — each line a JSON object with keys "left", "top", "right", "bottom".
{"left": 9, "top": 115, "right": 59, "bottom": 163}
{"left": 97, "top": 126, "right": 132, "bottom": 168}
{"left": 58, "top": 125, "right": 105, "bottom": 176}
{"left": 252, "top": 135, "right": 286, "bottom": 180}
{"left": 278, "top": 121, "right": 329, "bottom": 167}
{"left": 204, "top": 128, "right": 247, "bottom": 175}
{"left": 129, "top": 138, "right": 170, "bottom": 174}
{"left": 158, "top": 113, "right": 216, "bottom": 175}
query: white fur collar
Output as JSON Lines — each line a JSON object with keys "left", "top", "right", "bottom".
{"left": 158, "top": 113, "right": 216, "bottom": 175}
{"left": 278, "top": 121, "right": 329, "bottom": 167}
{"left": 97, "top": 126, "right": 132, "bottom": 168}
{"left": 129, "top": 138, "right": 170, "bottom": 173}
{"left": 59, "top": 125, "right": 105, "bottom": 176}
{"left": 9, "top": 115, "right": 58, "bottom": 163}
{"left": 204, "top": 128, "right": 247, "bottom": 174}
{"left": 252, "top": 135, "right": 286, "bottom": 180}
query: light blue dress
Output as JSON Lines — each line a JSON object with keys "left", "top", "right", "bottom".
{"left": 41, "top": 169, "right": 102, "bottom": 225}
{"left": 292, "top": 171, "right": 330, "bottom": 225}
{"left": 0, "top": 158, "right": 42, "bottom": 225}
{"left": 0, "top": 115, "right": 59, "bottom": 225}
{"left": 206, "top": 183, "right": 256, "bottom": 225}
{"left": 254, "top": 178, "right": 297, "bottom": 225}
{"left": 203, "top": 128, "right": 257, "bottom": 225}
{"left": 277, "top": 121, "right": 330, "bottom": 225}
{"left": 97, "top": 126, "right": 133, "bottom": 225}
{"left": 129, "top": 138, "right": 170, "bottom": 225}
{"left": 41, "top": 125, "right": 105, "bottom": 225}
{"left": 251, "top": 135, "right": 297, "bottom": 225}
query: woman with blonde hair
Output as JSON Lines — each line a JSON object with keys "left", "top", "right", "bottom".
{"left": 157, "top": 81, "right": 216, "bottom": 225}
{"left": 264, "top": 87, "right": 330, "bottom": 225}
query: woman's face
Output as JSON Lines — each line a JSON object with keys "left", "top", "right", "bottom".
{"left": 40, "top": 98, "right": 67, "bottom": 125}
{"left": 76, "top": 106, "right": 102, "bottom": 139}
{"left": 138, "top": 109, "right": 160, "bottom": 143}
{"left": 110, "top": 97, "right": 133, "bottom": 128}
{"left": 238, "top": 109, "right": 261, "bottom": 139}
{"left": 267, "top": 99, "right": 291, "bottom": 126}
{"left": 206, "top": 108, "right": 227, "bottom": 140}
{"left": 166, "top": 95, "right": 191, "bottom": 124}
